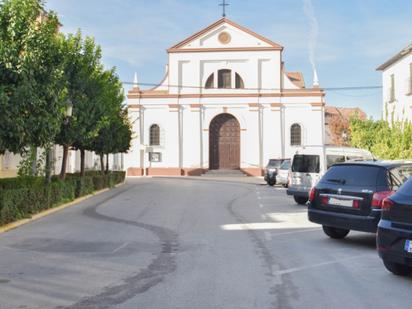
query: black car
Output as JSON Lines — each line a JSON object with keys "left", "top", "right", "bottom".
{"left": 264, "top": 159, "right": 288, "bottom": 186}
{"left": 308, "top": 161, "right": 412, "bottom": 239}
{"left": 377, "top": 177, "right": 412, "bottom": 276}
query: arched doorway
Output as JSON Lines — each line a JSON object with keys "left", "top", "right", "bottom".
{"left": 209, "top": 113, "right": 240, "bottom": 170}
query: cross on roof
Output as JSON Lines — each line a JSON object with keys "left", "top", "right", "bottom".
{"left": 219, "top": 0, "right": 229, "bottom": 17}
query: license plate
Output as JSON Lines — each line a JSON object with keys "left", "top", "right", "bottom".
{"left": 329, "top": 198, "right": 353, "bottom": 207}
{"left": 404, "top": 240, "right": 412, "bottom": 253}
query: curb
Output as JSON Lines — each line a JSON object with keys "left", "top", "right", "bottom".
{"left": 0, "top": 182, "right": 125, "bottom": 235}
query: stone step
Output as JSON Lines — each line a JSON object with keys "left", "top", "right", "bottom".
{"left": 201, "top": 169, "right": 247, "bottom": 177}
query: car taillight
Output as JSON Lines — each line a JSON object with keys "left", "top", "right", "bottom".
{"left": 309, "top": 187, "right": 316, "bottom": 202}
{"left": 353, "top": 200, "right": 360, "bottom": 209}
{"left": 382, "top": 198, "right": 395, "bottom": 211}
{"left": 371, "top": 191, "right": 394, "bottom": 209}
{"left": 320, "top": 196, "right": 329, "bottom": 205}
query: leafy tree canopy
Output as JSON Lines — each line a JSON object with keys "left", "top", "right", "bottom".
{"left": 0, "top": 0, "right": 65, "bottom": 154}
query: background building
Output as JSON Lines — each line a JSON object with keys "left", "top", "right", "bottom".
{"left": 377, "top": 43, "right": 412, "bottom": 122}
{"left": 325, "top": 106, "right": 366, "bottom": 146}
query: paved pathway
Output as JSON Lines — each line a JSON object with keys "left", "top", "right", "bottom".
{"left": 0, "top": 178, "right": 411, "bottom": 309}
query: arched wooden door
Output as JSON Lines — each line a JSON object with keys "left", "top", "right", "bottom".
{"left": 209, "top": 114, "right": 240, "bottom": 170}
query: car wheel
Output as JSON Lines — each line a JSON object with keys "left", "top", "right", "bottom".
{"left": 383, "top": 260, "right": 412, "bottom": 276}
{"left": 282, "top": 184, "right": 288, "bottom": 188}
{"left": 293, "top": 196, "right": 308, "bottom": 205}
{"left": 322, "top": 226, "right": 350, "bottom": 239}
{"left": 268, "top": 180, "right": 276, "bottom": 186}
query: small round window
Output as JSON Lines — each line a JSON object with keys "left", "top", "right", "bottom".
{"left": 218, "top": 32, "right": 231, "bottom": 45}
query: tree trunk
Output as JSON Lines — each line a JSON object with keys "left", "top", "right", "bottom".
{"left": 80, "top": 149, "right": 85, "bottom": 177}
{"left": 31, "top": 146, "right": 37, "bottom": 176}
{"left": 60, "top": 144, "right": 69, "bottom": 180}
{"left": 105, "top": 154, "right": 109, "bottom": 174}
{"left": 100, "top": 154, "right": 105, "bottom": 174}
{"left": 45, "top": 147, "right": 52, "bottom": 184}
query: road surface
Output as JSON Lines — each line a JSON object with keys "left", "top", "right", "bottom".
{"left": 0, "top": 177, "right": 411, "bottom": 309}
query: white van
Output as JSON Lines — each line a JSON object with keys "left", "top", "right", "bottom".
{"left": 286, "top": 146, "right": 374, "bottom": 204}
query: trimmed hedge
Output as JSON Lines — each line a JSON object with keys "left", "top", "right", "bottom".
{"left": 0, "top": 171, "right": 125, "bottom": 226}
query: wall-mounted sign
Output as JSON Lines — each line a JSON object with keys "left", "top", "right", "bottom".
{"left": 149, "top": 152, "right": 161, "bottom": 162}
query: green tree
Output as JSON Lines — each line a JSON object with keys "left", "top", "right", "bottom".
{"left": 56, "top": 33, "right": 106, "bottom": 178}
{"left": 91, "top": 109, "right": 132, "bottom": 174}
{"left": 0, "top": 0, "right": 65, "bottom": 157}
{"left": 350, "top": 118, "right": 412, "bottom": 160}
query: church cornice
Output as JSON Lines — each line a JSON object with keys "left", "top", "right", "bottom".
{"left": 127, "top": 89, "right": 325, "bottom": 100}
{"left": 167, "top": 47, "right": 282, "bottom": 53}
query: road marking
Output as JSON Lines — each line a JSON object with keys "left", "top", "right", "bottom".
{"left": 112, "top": 241, "right": 131, "bottom": 254}
{"left": 274, "top": 254, "right": 370, "bottom": 275}
{"left": 221, "top": 222, "right": 319, "bottom": 231}
{"left": 257, "top": 196, "right": 279, "bottom": 200}
{"left": 268, "top": 228, "right": 321, "bottom": 237}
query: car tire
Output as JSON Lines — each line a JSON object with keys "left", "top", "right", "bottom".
{"left": 383, "top": 260, "right": 412, "bottom": 276}
{"left": 293, "top": 196, "right": 308, "bottom": 205}
{"left": 282, "top": 184, "right": 288, "bottom": 188}
{"left": 268, "top": 180, "right": 276, "bottom": 186}
{"left": 322, "top": 226, "right": 350, "bottom": 239}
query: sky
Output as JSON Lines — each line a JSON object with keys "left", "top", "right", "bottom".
{"left": 45, "top": 0, "right": 412, "bottom": 119}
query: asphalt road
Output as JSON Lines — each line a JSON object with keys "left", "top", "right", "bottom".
{"left": 0, "top": 177, "right": 412, "bottom": 309}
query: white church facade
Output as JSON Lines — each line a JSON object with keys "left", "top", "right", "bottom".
{"left": 125, "top": 18, "right": 326, "bottom": 176}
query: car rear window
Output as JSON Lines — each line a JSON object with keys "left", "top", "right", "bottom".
{"left": 396, "top": 176, "right": 412, "bottom": 197}
{"left": 268, "top": 159, "right": 282, "bottom": 168}
{"left": 280, "top": 160, "right": 291, "bottom": 170}
{"left": 292, "top": 155, "right": 320, "bottom": 173}
{"left": 388, "top": 165, "right": 412, "bottom": 190}
{"left": 321, "top": 165, "right": 381, "bottom": 186}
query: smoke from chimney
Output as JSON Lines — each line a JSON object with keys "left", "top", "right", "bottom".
{"left": 303, "top": 0, "right": 319, "bottom": 87}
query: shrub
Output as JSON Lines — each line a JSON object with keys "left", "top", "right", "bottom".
{"left": 0, "top": 171, "right": 125, "bottom": 226}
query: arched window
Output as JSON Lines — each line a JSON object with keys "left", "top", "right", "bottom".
{"left": 150, "top": 124, "right": 160, "bottom": 146}
{"left": 218, "top": 69, "right": 232, "bottom": 88}
{"left": 205, "top": 73, "right": 214, "bottom": 89}
{"left": 235, "top": 73, "right": 244, "bottom": 89}
{"left": 290, "top": 124, "right": 302, "bottom": 146}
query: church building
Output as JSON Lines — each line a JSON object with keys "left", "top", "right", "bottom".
{"left": 125, "top": 17, "right": 326, "bottom": 176}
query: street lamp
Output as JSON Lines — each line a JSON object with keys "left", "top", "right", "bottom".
{"left": 64, "top": 99, "right": 73, "bottom": 125}
{"left": 341, "top": 130, "right": 348, "bottom": 144}
{"left": 65, "top": 99, "right": 73, "bottom": 118}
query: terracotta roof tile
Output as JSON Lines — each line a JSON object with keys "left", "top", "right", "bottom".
{"left": 286, "top": 72, "right": 305, "bottom": 88}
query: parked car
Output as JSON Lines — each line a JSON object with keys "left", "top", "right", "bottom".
{"left": 264, "top": 159, "right": 288, "bottom": 186}
{"left": 276, "top": 159, "right": 291, "bottom": 188}
{"left": 308, "top": 161, "right": 412, "bottom": 239}
{"left": 377, "top": 176, "right": 412, "bottom": 276}
{"left": 287, "top": 146, "right": 374, "bottom": 205}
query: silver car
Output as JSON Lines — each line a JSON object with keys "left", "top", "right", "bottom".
{"left": 276, "top": 159, "right": 291, "bottom": 188}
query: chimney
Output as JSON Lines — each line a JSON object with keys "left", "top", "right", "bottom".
{"left": 313, "top": 68, "right": 320, "bottom": 88}
{"left": 133, "top": 72, "right": 139, "bottom": 89}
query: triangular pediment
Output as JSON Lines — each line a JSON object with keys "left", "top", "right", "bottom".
{"left": 168, "top": 18, "right": 283, "bottom": 52}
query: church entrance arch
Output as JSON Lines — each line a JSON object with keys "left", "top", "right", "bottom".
{"left": 209, "top": 113, "right": 240, "bottom": 170}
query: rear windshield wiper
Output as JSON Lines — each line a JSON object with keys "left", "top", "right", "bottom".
{"left": 326, "top": 178, "right": 346, "bottom": 185}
